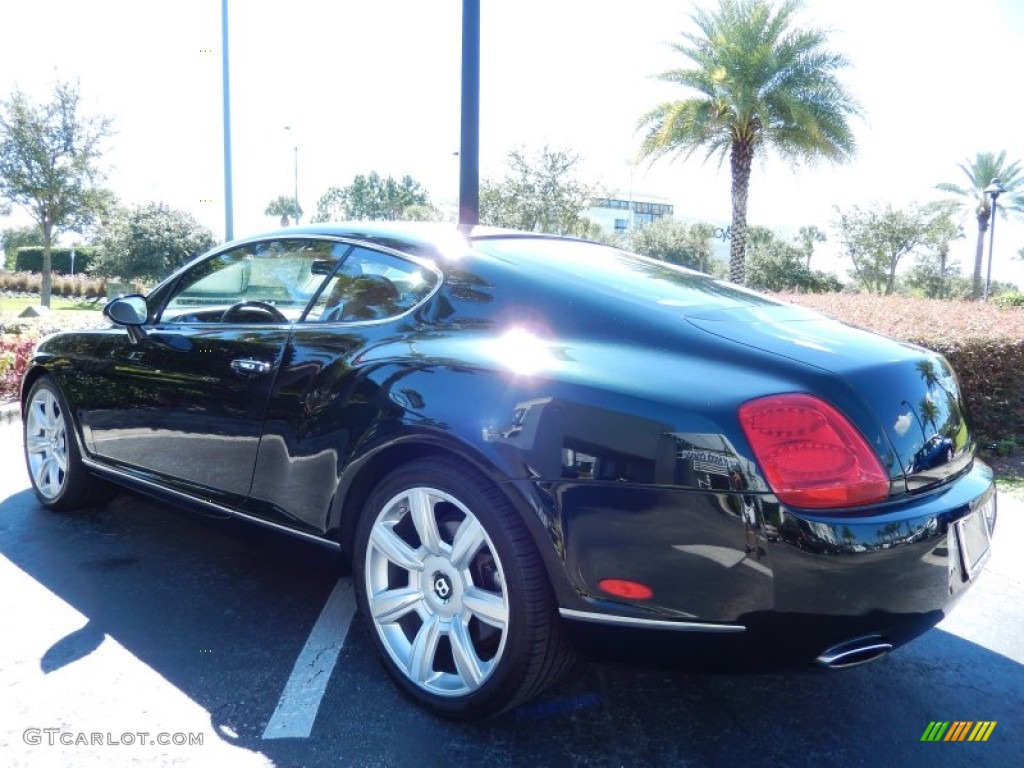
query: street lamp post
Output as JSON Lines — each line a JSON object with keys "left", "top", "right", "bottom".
{"left": 284, "top": 126, "right": 300, "bottom": 225}
{"left": 983, "top": 177, "right": 1005, "bottom": 301}
{"left": 458, "top": 0, "right": 480, "bottom": 228}
{"left": 221, "top": 0, "right": 234, "bottom": 241}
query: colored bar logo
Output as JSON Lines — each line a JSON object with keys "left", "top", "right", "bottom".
{"left": 921, "top": 721, "right": 996, "bottom": 742}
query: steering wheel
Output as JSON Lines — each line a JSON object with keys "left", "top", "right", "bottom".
{"left": 220, "top": 300, "right": 287, "bottom": 323}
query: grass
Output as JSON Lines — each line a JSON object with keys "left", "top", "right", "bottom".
{"left": 0, "top": 296, "right": 102, "bottom": 313}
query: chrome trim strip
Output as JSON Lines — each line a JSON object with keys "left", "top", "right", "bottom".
{"left": 82, "top": 458, "right": 341, "bottom": 549}
{"left": 559, "top": 608, "right": 746, "bottom": 633}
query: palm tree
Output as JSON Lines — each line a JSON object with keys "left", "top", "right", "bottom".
{"left": 935, "top": 151, "right": 1024, "bottom": 299}
{"left": 796, "top": 225, "right": 826, "bottom": 269}
{"left": 638, "top": 0, "right": 859, "bottom": 284}
{"left": 264, "top": 194, "right": 302, "bottom": 227}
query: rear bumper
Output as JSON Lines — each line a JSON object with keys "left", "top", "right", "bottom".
{"left": 546, "top": 460, "right": 996, "bottom": 664}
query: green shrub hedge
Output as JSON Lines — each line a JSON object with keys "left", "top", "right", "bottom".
{"left": 14, "top": 246, "right": 99, "bottom": 274}
{"left": 779, "top": 293, "right": 1024, "bottom": 445}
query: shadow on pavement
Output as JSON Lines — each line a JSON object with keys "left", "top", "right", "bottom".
{"left": 1, "top": 487, "right": 1021, "bottom": 767}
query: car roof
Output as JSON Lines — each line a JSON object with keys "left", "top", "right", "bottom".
{"left": 233, "top": 221, "right": 583, "bottom": 260}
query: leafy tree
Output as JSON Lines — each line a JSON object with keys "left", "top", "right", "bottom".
{"left": 901, "top": 212, "right": 962, "bottom": 299}
{"left": 628, "top": 218, "right": 720, "bottom": 273}
{"left": 835, "top": 204, "right": 934, "bottom": 295}
{"left": 479, "top": 146, "right": 597, "bottom": 236}
{"left": 902, "top": 254, "right": 963, "bottom": 299}
{"left": 745, "top": 225, "right": 840, "bottom": 292}
{"left": 2, "top": 223, "right": 44, "bottom": 270}
{"left": 95, "top": 202, "right": 217, "bottom": 282}
{"left": 264, "top": 194, "right": 302, "bottom": 226}
{"left": 0, "top": 81, "right": 113, "bottom": 305}
{"left": 312, "top": 172, "right": 429, "bottom": 222}
{"left": 400, "top": 203, "right": 445, "bottom": 222}
{"left": 796, "top": 225, "right": 826, "bottom": 269}
{"left": 935, "top": 151, "right": 1024, "bottom": 298}
{"left": 629, "top": 218, "right": 699, "bottom": 268}
{"left": 638, "top": 0, "right": 858, "bottom": 285}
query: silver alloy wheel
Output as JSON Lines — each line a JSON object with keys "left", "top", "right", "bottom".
{"left": 364, "top": 486, "right": 510, "bottom": 697}
{"left": 25, "top": 387, "right": 70, "bottom": 500}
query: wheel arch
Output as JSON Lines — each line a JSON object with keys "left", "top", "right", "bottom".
{"left": 333, "top": 435, "right": 573, "bottom": 603}
{"left": 20, "top": 363, "right": 51, "bottom": 415}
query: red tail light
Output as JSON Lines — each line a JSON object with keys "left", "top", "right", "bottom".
{"left": 739, "top": 394, "right": 889, "bottom": 509}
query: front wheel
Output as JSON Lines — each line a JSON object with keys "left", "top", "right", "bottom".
{"left": 23, "top": 376, "right": 112, "bottom": 511}
{"left": 353, "top": 457, "right": 573, "bottom": 718}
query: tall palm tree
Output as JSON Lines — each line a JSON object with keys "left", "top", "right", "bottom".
{"left": 638, "top": 0, "right": 859, "bottom": 284}
{"left": 935, "top": 151, "right": 1024, "bottom": 299}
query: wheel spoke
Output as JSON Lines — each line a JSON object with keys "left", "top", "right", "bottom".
{"left": 463, "top": 586, "right": 508, "bottom": 630}
{"left": 53, "top": 439, "right": 68, "bottom": 472}
{"left": 409, "top": 613, "right": 442, "bottom": 684}
{"left": 26, "top": 433, "right": 49, "bottom": 455}
{"left": 31, "top": 458, "right": 49, "bottom": 492}
{"left": 370, "top": 523, "right": 425, "bottom": 572}
{"left": 409, "top": 489, "right": 442, "bottom": 556}
{"left": 449, "top": 516, "right": 486, "bottom": 570}
{"left": 39, "top": 458, "right": 58, "bottom": 496}
{"left": 370, "top": 586, "right": 424, "bottom": 623}
{"left": 38, "top": 392, "right": 57, "bottom": 430}
{"left": 449, "top": 619, "right": 485, "bottom": 687}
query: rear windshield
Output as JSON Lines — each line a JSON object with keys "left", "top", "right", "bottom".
{"left": 471, "top": 236, "right": 781, "bottom": 314}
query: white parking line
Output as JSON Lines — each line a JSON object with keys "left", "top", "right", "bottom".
{"left": 262, "top": 577, "right": 357, "bottom": 740}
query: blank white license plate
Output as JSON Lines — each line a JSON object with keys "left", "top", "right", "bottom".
{"left": 955, "top": 496, "right": 994, "bottom": 581}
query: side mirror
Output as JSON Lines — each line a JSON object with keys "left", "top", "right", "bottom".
{"left": 311, "top": 259, "right": 337, "bottom": 276}
{"left": 104, "top": 294, "right": 149, "bottom": 343}
{"left": 104, "top": 294, "right": 148, "bottom": 325}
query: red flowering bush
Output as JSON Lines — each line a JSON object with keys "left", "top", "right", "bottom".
{"left": 0, "top": 334, "right": 37, "bottom": 403}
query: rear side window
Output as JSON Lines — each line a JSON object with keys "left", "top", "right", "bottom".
{"left": 306, "top": 246, "right": 439, "bottom": 323}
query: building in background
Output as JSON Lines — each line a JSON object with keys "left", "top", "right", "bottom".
{"left": 583, "top": 194, "right": 674, "bottom": 235}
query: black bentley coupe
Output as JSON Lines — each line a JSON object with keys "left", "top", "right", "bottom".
{"left": 21, "top": 223, "right": 996, "bottom": 718}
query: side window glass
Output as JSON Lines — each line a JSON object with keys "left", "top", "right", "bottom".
{"left": 160, "top": 240, "right": 346, "bottom": 323}
{"left": 307, "top": 246, "right": 439, "bottom": 323}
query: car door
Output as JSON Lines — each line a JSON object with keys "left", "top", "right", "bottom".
{"left": 244, "top": 245, "right": 442, "bottom": 532}
{"left": 81, "top": 238, "right": 344, "bottom": 507}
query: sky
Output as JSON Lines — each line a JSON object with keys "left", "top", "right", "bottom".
{"left": 2, "top": 0, "right": 1023, "bottom": 286}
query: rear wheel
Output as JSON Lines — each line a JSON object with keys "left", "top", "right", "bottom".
{"left": 24, "top": 376, "right": 112, "bottom": 511}
{"left": 353, "top": 457, "right": 573, "bottom": 718}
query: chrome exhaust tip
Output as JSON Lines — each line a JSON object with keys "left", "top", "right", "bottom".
{"left": 816, "top": 635, "right": 893, "bottom": 669}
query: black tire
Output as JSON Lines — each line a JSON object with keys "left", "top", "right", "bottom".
{"left": 353, "top": 457, "right": 574, "bottom": 719}
{"left": 23, "top": 376, "right": 113, "bottom": 511}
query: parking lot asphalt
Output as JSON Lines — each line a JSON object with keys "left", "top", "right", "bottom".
{"left": 1, "top": 415, "right": 1022, "bottom": 767}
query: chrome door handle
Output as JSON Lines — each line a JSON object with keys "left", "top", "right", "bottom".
{"left": 231, "top": 358, "right": 272, "bottom": 378}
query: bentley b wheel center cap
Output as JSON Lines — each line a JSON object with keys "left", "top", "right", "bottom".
{"left": 423, "top": 559, "right": 463, "bottom": 616}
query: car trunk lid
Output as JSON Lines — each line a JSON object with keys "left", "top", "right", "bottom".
{"left": 686, "top": 305, "right": 974, "bottom": 495}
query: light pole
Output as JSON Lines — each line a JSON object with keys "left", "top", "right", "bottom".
{"left": 458, "top": 0, "right": 480, "bottom": 228}
{"left": 221, "top": 0, "right": 234, "bottom": 240}
{"left": 983, "top": 177, "right": 1005, "bottom": 301}
{"left": 284, "top": 126, "right": 300, "bottom": 225}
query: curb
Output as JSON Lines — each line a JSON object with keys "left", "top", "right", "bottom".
{"left": 0, "top": 401, "right": 20, "bottom": 424}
